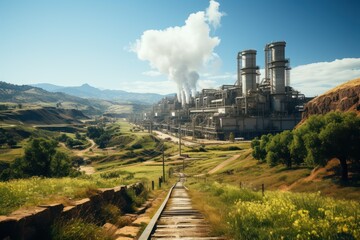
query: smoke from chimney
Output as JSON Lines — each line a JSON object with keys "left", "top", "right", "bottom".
{"left": 131, "top": 0, "right": 224, "bottom": 104}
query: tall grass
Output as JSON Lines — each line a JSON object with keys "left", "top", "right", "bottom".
{"left": 0, "top": 175, "right": 125, "bottom": 215}
{"left": 190, "top": 181, "right": 360, "bottom": 239}
{"left": 51, "top": 218, "right": 113, "bottom": 240}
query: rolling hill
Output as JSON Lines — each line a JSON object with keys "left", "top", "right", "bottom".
{"left": 302, "top": 77, "right": 360, "bottom": 120}
{"left": 0, "top": 81, "right": 90, "bottom": 106}
{"left": 0, "top": 81, "right": 151, "bottom": 117}
{"left": 0, "top": 107, "right": 88, "bottom": 125}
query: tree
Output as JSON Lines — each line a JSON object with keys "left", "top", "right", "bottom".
{"left": 317, "top": 112, "right": 360, "bottom": 181}
{"left": 87, "top": 126, "right": 104, "bottom": 139}
{"left": 251, "top": 137, "right": 261, "bottom": 159}
{"left": 57, "top": 133, "right": 69, "bottom": 142}
{"left": 7, "top": 138, "right": 17, "bottom": 148}
{"left": 22, "top": 138, "right": 57, "bottom": 177}
{"left": 251, "top": 134, "right": 274, "bottom": 162}
{"left": 266, "top": 134, "right": 281, "bottom": 166}
{"left": 229, "top": 132, "right": 235, "bottom": 142}
{"left": 260, "top": 134, "right": 272, "bottom": 161}
{"left": 289, "top": 132, "right": 306, "bottom": 166}
{"left": 265, "top": 131, "right": 293, "bottom": 168}
{"left": 296, "top": 112, "right": 360, "bottom": 181}
{"left": 2, "top": 138, "right": 77, "bottom": 179}
{"left": 50, "top": 151, "right": 71, "bottom": 177}
{"left": 75, "top": 132, "right": 81, "bottom": 140}
{"left": 96, "top": 132, "right": 111, "bottom": 149}
{"left": 278, "top": 131, "right": 293, "bottom": 168}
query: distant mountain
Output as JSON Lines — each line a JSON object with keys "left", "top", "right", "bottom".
{"left": 30, "top": 83, "right": 64, "bottom": 92}
{"left": 31, "top": 83, "right": 170, "bottom": 104}
{"left": 0, "top": 81, "right": 90, "bottom": 106}
{"left": 0, "top": 81, "right": 152, "bottom": 116}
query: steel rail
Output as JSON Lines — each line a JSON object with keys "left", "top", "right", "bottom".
{"left": 138, "top": 183, "right": 176, "bottom": 240}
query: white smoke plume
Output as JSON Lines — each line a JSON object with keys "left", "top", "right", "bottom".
{"left": 206, "top": 0, "right": 225, "bottom": 29}
{"left": 131, "top": 1, "right": 223, "bottom": 105}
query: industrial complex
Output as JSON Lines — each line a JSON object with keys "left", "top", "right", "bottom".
{"left": 131, "top": 41, "right": 310, "bottom": 140}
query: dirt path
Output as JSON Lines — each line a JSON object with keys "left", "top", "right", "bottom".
{"left": 208, "top": 154, "right": 240, "bottom": 174}
{"left": 67, "top": 138, "right": 97, "bottom": 175}
{"left": 76, "top": 138, "right": 96, "bottom": 156}
{"left": 194, "top": 154, "right": 241, "bottom": 177}
{"left": 79, "top": 165, "right": 96, "bottom": 174}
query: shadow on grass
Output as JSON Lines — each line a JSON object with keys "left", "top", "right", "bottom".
{"left": 323, "top": 163, "right": 360, "bottom": 187}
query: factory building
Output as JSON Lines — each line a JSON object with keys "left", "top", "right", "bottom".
{"left": 134, "top": 41, "right": 309, "bottom": 140}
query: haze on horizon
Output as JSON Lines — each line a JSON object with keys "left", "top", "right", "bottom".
{"left": 0, "top": 0, "right": 359, "bottom": 98}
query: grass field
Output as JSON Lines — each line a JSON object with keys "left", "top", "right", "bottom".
{"left": 188, "top": 181, "right": 360, "bottom": 239}
{"left": 0, "top": 147, "right": 24, "bottom": 162}
{"left": 0, "top": 175, "right": 125, "bottom": 215}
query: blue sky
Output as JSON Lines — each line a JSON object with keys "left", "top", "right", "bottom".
{"left": 0, "top": 0, "right": 359, "bottom": 97}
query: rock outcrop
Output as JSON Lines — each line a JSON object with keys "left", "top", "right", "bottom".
{"left": 302, "top": 78, "right": 360, "bottom": 120}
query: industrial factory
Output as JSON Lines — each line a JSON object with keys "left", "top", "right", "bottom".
{"left": 132, "top": 41, "right": 309, "bottom": 140}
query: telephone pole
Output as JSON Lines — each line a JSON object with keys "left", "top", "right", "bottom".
{"left": 179, "top": 124, "right": 182, "bottom": 157}
{"left": 162, "top": 142, "right": 165, "bottom": 182}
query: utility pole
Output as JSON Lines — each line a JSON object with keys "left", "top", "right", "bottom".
{"left": 179, "top": 124, "right": 182, "bottom": 156}
{"left": 179, "top": 124, "right": 184, "bottom": 171}
{"left": 162, "top": 142, "right": 165, "bottom": 182}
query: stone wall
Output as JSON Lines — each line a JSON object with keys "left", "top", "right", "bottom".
{"left": 0, "top": 182, "right": 144, "bottom": 240}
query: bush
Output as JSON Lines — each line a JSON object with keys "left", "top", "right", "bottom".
{"left": 51, "top": 218, "right": 113, "bottom": 240}
{"left": 66, "top": 138, "right": 84, "bottom": 149}
{"left": 100, "top": 171, "right": 121, "bottom": 179}
{"left": 228, "top": 146, "right": 241, "bottom": 151}
{"left": 71, "top": 156, "right": 85, "bottom": 167}
{"left": 57, "top": 133, "right": 69, "bottom": 142}
{"left": 86, "top": 127, "right": 104, "bottom": 139}
{"left": 131, "top": 143, "right": 143, "bottom": 149}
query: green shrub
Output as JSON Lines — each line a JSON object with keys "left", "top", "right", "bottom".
{"left": 131, "top": 143, "right": 143, "bottom": 149}
{"left": 228, "top": 146, "right": 241, "bottom": 151}
{"left": 99, "top": 203, "right": 122, "bottom": 224}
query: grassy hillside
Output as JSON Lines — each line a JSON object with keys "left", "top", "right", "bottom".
{"left": 0, "top": 107, "right": 88, "bottom": 125}
{"left": 184, "top": 145, "right": 359, "bottom": 200}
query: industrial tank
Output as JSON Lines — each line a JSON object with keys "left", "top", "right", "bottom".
{"left": 239, "top": 50, "right": 258, "bottom": 96}
{"left": 267, "top": 41, "right": 287, "bottom": 94}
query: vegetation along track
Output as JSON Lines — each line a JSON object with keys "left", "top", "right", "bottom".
{"left": 140, "top": 174, "right": 225, "bottom": 240}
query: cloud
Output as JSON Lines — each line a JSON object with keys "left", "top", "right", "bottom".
{"left": 291, "top": 58, "right": 360, "bottom": 96}
{"left": 205, "top": 0, "right": 225, "bottom": 29}
{"left": 142, "top": 70, "right": 162, "bottom": 77}
{"left": 131, "top": 0, "right": 223, "bottom": 104}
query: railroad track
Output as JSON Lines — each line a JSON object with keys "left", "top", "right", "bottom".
{"left": 139, "top": 174, "right": 225, "bottom": 240}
